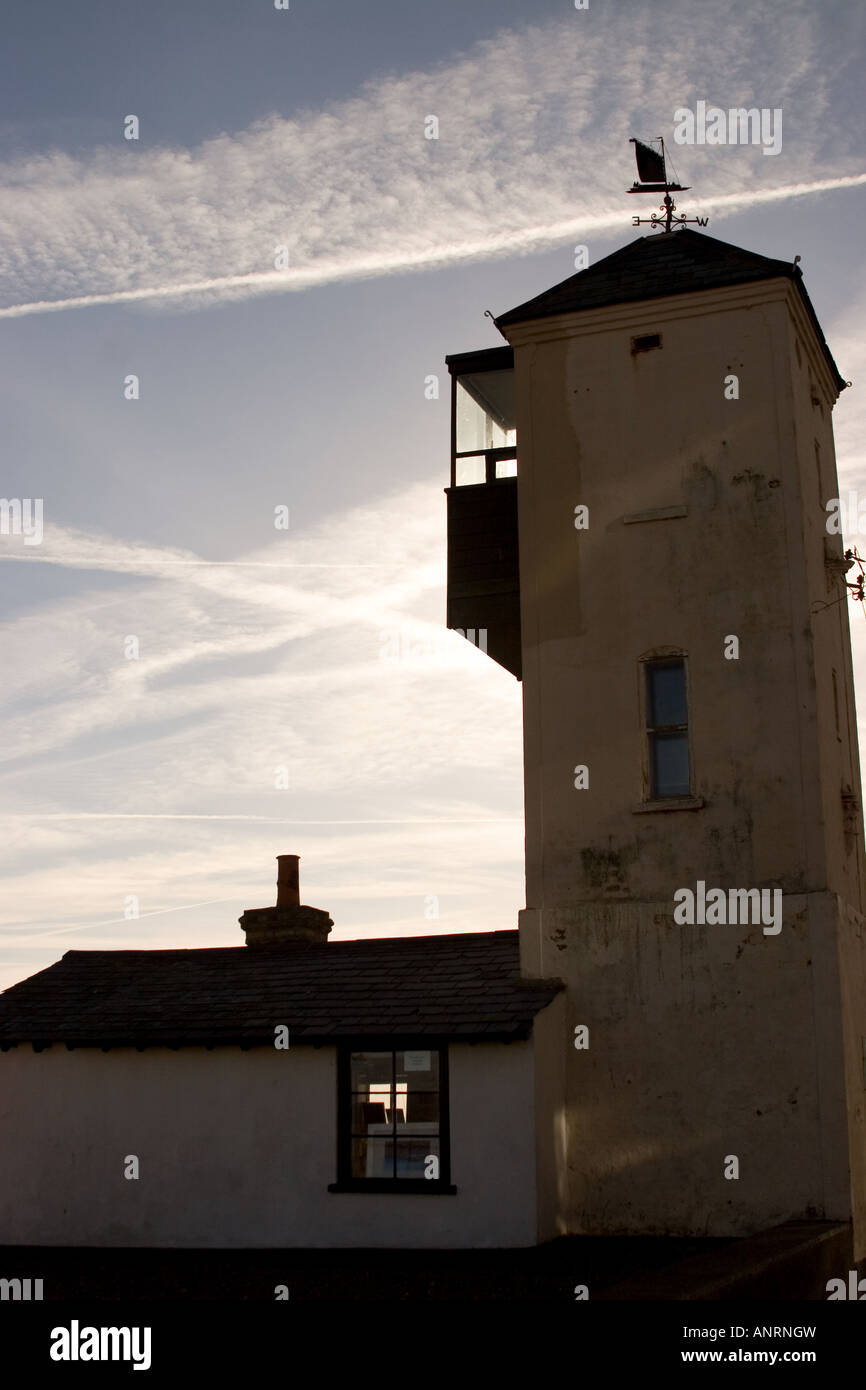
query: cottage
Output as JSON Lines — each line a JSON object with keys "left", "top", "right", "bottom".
{"left": 0, "top": 857, "right": 564, "bottom": 1248}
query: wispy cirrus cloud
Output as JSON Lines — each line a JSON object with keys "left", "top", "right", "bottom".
{"left": 0, "top": 478, "right": 524, "bottom": 984}
{"left": 0, "top": 1, "right": 863, "bottom": 318}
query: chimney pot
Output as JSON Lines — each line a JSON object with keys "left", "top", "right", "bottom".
{"left": 276, "top": 853, "right": 300, "bottom": 907}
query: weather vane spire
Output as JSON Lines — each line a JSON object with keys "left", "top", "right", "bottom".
{"left": 627, "top": 137, "right": 708, "bottom": 233}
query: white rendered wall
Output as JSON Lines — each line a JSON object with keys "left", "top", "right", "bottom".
{"left": 0, "top": 1038, "right": 539, "bottom": 1249}
{"left": 507, "top": 277, "right": 866, "bottom": 1248}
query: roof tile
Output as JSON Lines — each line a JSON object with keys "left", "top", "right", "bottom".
{"left": 0, "top": 930, "right": 563, "bottom": 1049}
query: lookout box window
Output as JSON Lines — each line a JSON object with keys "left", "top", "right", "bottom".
{"left": 452, "top": 366, "right": 516, "bottom": 486}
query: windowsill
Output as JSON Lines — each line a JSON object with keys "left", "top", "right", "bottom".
{"left": 328, "top": 1181, "right": 457, "bottom": 1195}
{"left": 449, "top": 476, "right": 517, "bottom": 491}
{"left": 632, "top": 795, "right": 705, "bottom": 813}
{"left": 623, "top": 504, "right": 688, "bottom": 524}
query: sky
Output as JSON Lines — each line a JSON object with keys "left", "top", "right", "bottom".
{"left": 1, "top": 0, "right": 865, "bottom": 990}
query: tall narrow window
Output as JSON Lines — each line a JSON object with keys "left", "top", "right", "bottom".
{"left": 645, "top": 659, "right": 690, "bottom": 798}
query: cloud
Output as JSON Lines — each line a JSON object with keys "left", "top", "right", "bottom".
{"left": 0, "top": 478, "right": 524, "bottom": 981}
{"left": 0, "top": 2, "right": 862, "bottom": 318}
{"left": 1, "top": 174, "right": 864, "bottom": 321}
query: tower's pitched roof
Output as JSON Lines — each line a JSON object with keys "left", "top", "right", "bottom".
{"left": 495, "top": 229, "right": 845, "bottom": 390}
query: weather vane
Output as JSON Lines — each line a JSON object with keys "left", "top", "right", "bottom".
{"left": 627, "top": 137, "right": 708, "bottom": 233}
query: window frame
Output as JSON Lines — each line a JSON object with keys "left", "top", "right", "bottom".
{"left": 449, "top": 355, "right": 517, "bottom": 488}
{"left": 329, "top": 1041, "right": 456, "bottom": 1195}
{"left": 639, "top": 652, "right": 694, "bottom": 803}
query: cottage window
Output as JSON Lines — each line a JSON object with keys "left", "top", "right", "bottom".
{"left": 330, "top": 1046, "right": 454, "bottom": 1193}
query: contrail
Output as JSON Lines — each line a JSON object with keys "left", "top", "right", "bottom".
{"left": 0, "top": 556, "right": 397, "bottom": 568}
{"left": 1, "top": 896, "right": 241, "bottom": 940}
{"left": 10, "top": 813, "right": 524, "bottom": 823}
{"left": 1, "top": 174, "right": 863, "bottom": 321}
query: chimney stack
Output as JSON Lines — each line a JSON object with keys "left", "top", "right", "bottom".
{"left": 240, "top": 855, "right": 332, "bottom": 947}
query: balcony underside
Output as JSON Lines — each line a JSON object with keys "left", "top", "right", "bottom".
{"left": 446, "top": 478, "right": 521, "bottom": 680}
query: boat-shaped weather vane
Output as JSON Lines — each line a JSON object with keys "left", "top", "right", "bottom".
{"left": 628, "top": 137, "right": 708, "bottom": 233}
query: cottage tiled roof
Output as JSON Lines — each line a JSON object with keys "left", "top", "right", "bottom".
{"left": 0, "top": 931, "right": 563, "bottom": 1049}
{"left": 495, "top": 229, "right": 845, "bottom": 390}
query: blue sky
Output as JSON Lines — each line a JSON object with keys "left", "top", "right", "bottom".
{"left": 1, "top": 0, "right": 865, "bottom": 988}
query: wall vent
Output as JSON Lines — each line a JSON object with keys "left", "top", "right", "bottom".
{"left": 631, "top": 333, "right": 662, "bottom": 354}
